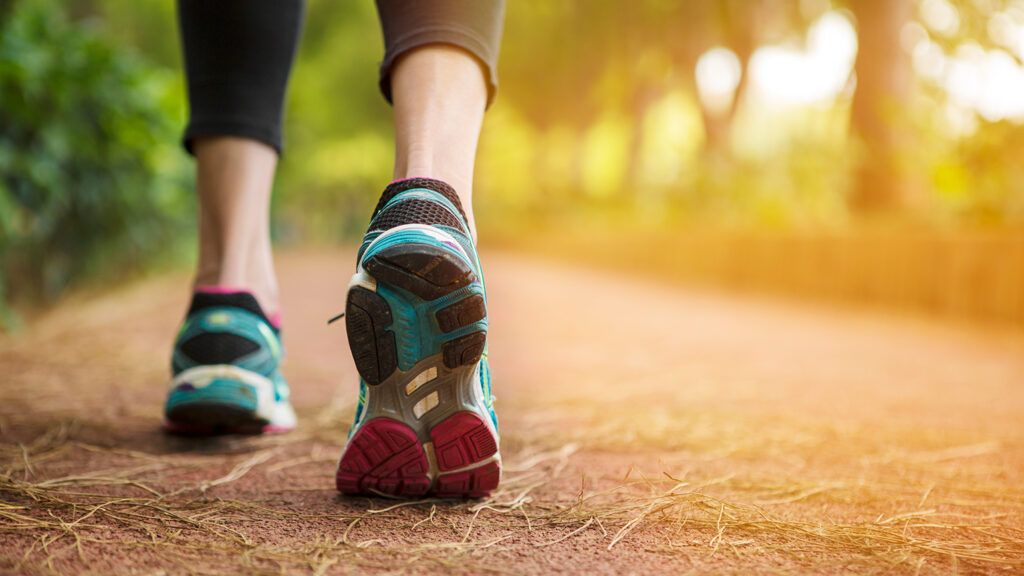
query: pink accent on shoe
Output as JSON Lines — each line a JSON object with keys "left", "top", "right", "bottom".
{"left": 388, "top": 177, "right": 429, "bottom": 185}
{"left": 162, "top": 419, "right": 209, "bottom": 436}
{"left": 261, "top": 422, "right": 295, "bottom": 434}
{"left": 195, "top": 284, "right": 250, "bottom": 295}
{"left": 430, "top": 412, "right": 498, "bottom": 471}
{"left": 267, "top": 313, "right": 282, "bottom": 329}
{"left": 336, "top": 418, "right": 431, "bottom": 497}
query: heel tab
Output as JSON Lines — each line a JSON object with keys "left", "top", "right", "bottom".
{"left": 373, "top": 178, "right": 467, "bottom": 223}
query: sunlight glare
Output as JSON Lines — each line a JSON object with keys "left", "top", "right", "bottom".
{"left": 747, "top": 11, "right": 857, "bottom": 107}
{"left": 920, "top": 0, "right": 961, "bottom": 37}
{"left": 912, "top": 38, "right": 947, "bottom": 80}
{"left": 944, "top": 44, "right": 1024, "bottom": 122}
{"left": 987, "top": 10, "right": 1024, "bottom": 61}
{"left": 695, "top": 47, "right": 742, "bottom": 116}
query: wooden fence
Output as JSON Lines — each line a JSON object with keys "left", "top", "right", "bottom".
{"left": 495, "top": 228, "right": 1024, "bottom": 328}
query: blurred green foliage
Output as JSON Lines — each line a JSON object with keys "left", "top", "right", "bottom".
{"left": 276, "top": 0, "right": 391, "bottom": 241}
{"left": 0, "top": 0, "right": 190, "bottom": 321}
{"left": 2, "top": 0, "right": 1023, "bottom": 321}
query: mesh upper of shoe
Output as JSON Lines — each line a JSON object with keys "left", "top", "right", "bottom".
{"left": 369, "top": 198, "right": 467, "bottom": 234}
{"left": 173, "top": 292, "right": 282, "bottom": 379}
{"left": 349, "top": 179, "right": 496, "bottom": 436}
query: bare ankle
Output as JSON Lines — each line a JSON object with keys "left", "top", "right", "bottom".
{"left": 193, "top": 265, "right": 280, "bottom": 320}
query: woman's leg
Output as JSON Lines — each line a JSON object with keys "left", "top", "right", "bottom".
{"left": 377, "top": 0, "right": 505, "bottom": 238}
{"left": 165, "top": 0, "right": 303, "bottom": 435}
{"left": 178, "top": 0, "right": 304, "bottom": 316}
{"left": 336, "top": 1, "right": 505, "bottom": 498}
{"left": 193, "top": 138, "right": 279, "bottom": 317}
{"left": 390, "top": 46, "right": 488, "bottom": 238}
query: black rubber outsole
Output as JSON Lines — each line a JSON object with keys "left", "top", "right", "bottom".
{"left": 364, "top": 243, "right": 476, "bottom": 301}
{"left": 348, "top": 243, "right": 486, "bottom": 386}
{"left": 436, "top": 294, "right": 486, "bottom": 333}
{"left": 164, "top": 403, "right": 267, "bottom": 436}
{"left": 346, "top": 287, "right": 397, "bottom": 385}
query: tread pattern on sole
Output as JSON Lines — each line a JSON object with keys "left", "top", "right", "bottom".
{"left": 337, "top": 412, "right": 500, "bottom": 498}
{"left": 436, "top": 294, "right": 486, "bottom": 333}
{"left": 431, "top": 411, "right": 499, "bottom": 472}
{"left": 431, "top": 411, "right": 500, "bottom": 498}
{"left": 341, "top": 237, "right": 498, "bottom": 498}
{"left": 336, "top": 418, "right": 430, "bottom": 497}
{"left": 442, "top": 331, "right": 487, "bottom": 369}
{"left": 364, "top": 246, "right": 475, "bottom": 301}
{"left": 346, "top": 288, "right": 397, "bottom": 385}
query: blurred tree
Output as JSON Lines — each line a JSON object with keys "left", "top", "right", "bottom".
{"left": 499, "top": 0, "right": 786, "bottom": 197}
{"left": 6, "top": 0, "right": 1021, "bottom": 291}
{"left": 0, "top": 0, "right": 190, "bottom": 319}
{"left": 499, "top": 2, "right": 612, "bottom": 196}
{"left": 677, "top": 0, "right": 761, "bottom": 157}
{"left": 849, "top": 0, "right": 914, "bottom": 212}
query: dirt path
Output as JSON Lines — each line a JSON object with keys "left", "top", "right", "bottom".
{"left": 2, "top": 249, "right": 1023, "bottom": 574}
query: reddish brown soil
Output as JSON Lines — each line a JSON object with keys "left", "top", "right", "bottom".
{"left": 2, "top": 249, "right": 1023, "bottom": 574}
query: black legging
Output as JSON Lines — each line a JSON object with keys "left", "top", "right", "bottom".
{"left": 177, "top": 0, "right": 505, "bottom": 155}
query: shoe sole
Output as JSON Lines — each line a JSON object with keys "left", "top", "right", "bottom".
{"left": 164, "top": 365, "right": 294, "bottom": 436}
{"left": 337, "top": 229, "right": 499, "bottom": 498}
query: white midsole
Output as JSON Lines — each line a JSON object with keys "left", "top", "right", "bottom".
{"left": 347, "top": 268, "right": 377, "bottom": 292}
{"left": 364, "top": 223, "right": 471, "bottom": 262}
{"left": 170, "top": 365, "right": 287, "bottom": 425}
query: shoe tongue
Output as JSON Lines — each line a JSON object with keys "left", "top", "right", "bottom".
{"left": 188, "top": 290, "right": 273, "bottom": 328}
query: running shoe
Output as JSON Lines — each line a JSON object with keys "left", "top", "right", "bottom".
{"left": 336, "top": 178, "right": 500, "bottom": 498}
{"left": 164, "top": 289, "right": 296, "bottom": 435}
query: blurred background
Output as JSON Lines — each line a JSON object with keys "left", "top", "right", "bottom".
{"left": 1, "top": 0, "right": 1022, "bottom": 327}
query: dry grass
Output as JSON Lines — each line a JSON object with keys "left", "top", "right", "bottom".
{"left": 2, "top": 250, "right": 1023, "bottom": 574}
{"left": 3, "top": 397, "right": 1022, "bottom": 575}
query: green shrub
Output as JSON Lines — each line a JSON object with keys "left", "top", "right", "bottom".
{"left": 0, "top": 0, "right": 191, "bottom": 324}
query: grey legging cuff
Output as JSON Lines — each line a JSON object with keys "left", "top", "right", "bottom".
{"left": 376, "top": 0, "right": 505, "bottom": 107}
{"left": 178, "top": 0, "right": 505, "bottom": 156}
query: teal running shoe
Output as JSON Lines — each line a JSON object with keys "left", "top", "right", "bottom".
{"left": 336, "top": 178, "right": 499, "bottom": 498}
{"left": 164, "top": 290, "right": 296, "bottom": 435}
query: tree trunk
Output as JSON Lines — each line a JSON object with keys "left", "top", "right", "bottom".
{"left": 849, "top": 0, "right": 913, "bottom": 212}
{"left": 695, "top": 0, "right": 757, "bottom": 160}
